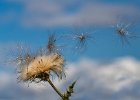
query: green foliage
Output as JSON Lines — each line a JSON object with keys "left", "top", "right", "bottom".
{"left": 63, "top": 81, "right": 77, "bottom": 100}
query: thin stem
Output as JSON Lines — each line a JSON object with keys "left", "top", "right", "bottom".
{"left": 47, "top": 78, "right": 64, "bottom": 99}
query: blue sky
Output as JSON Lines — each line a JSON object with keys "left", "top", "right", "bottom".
{"left": 0, "top": 0, "right": 140, "bottom": 100}
{"left": 0, "top": 0, "right": 140, "bottom": 60}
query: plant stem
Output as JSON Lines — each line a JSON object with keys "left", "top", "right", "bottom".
{"left": 47, "top": 78, "right": 64, "bottom": 99}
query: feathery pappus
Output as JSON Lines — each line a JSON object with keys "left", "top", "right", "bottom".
{"left": 112, "top": 22, "right": 137, "bottom": 45}
{"left": 47, "top": 34, "right": 57, "bottom": 53}
{"left": 71, "top": 32, "right": 94, "bottom": 52}
{"left": 17, "top": 52, "right": 65, "bottom": 82}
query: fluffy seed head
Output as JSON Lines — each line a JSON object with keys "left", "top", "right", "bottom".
{"left": 19, "top": 53, "right": 65, "bottom": 82}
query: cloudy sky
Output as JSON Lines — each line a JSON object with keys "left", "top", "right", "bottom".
{"left": 0, "top": 0, "right": 140, "bottom": 100}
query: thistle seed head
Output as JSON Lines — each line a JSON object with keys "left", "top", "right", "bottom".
{"left": 18, "top": 53, "right": 65, "bottom": 82}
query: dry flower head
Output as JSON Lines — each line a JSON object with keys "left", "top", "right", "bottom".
{"left": 18, "top": 53, "right": 65, "bottom": 82}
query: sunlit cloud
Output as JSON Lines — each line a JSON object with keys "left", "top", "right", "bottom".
{"left": 0, "top": 57, "right": 140, "bottom": 100}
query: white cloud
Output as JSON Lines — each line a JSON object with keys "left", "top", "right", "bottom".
{"left": 0, "top": 72, "right": 11, "bottom": 89}
{"left": 22, "top": 1, "right": 139, "bottom": 27}
{"left": 1, "top": 0, "right": 139, "bottom": 27}
{"left": 0, "top": 57, "right": 140, "bottom": 100}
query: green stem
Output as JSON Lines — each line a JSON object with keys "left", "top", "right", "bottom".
{"left": 47, "top": 78, "right": 64, "bottom": 99}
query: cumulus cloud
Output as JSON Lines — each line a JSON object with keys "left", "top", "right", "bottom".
{"left": 0, "top": 57, "right": 140, "bottom": 100}
{"left": 1, "top": 0, "right": 139, "bottom": 27}
{"left": 22, "top": 1, "right": 139, "bottom": 27}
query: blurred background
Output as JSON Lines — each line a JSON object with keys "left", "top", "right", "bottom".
{"left": 0, "top": 0, "right": 140, "bottom": 100}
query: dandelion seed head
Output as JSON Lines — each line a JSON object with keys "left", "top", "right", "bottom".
{"left": 19, "top": 53, "right": 65, "bottom": 82}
